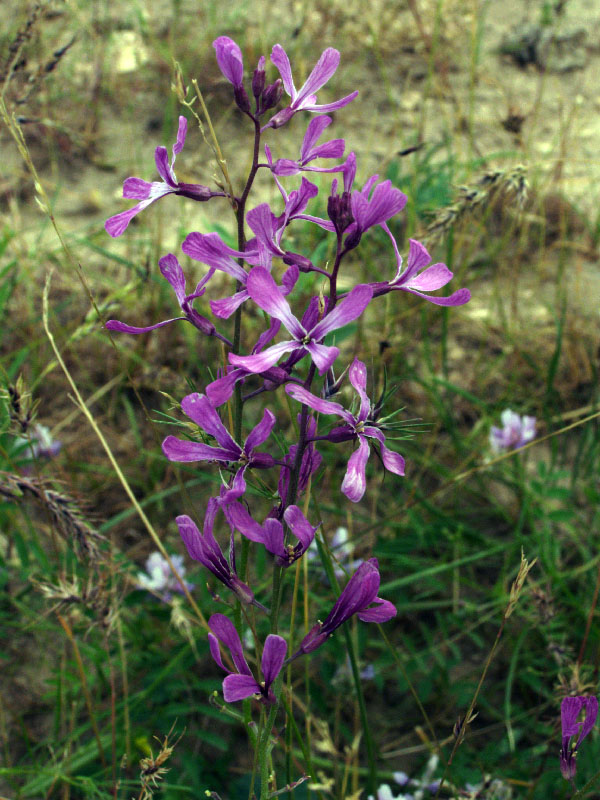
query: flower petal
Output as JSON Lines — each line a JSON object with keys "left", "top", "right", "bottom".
{"left": 261, "top": 634, "right": 287, "bottom": 687}
{"left": 407, "top": 263, "right": 454, "bottom": 292}
{"left": 182, "top": 232, "right": 249, "bottom": 282}
{"left": 304, "top": 342, "right": 339, "bottom": 375}
{"left": 400, "top": 287, "right": 471, "bottom": 306}
{"left": 162, "top": 436, "right": 235, "bottom": 463}
{"left": 209, "top": 613, "right": 252, "bottom": 675}
{"left": 245, "top": 268, "right": 304, "bottom": 337}
{"left": 159, "top": 253, "right": 187, "bottom": 304}
{"left": 123, "top": 177, "right": 152, "bottom": 199}
{"left": 283, "top": 505, "right": 317, "bottom": 553}
{"left": 223, "top": 673, "right": 260, "bottom": 702}
{"left": 295, "top": 48, "right": 340, "bottom": 106}
{"left": 300, "top": 115, "right": 332, "bottom": 160}
{"left": 181, "top": 393, "right": 239, "bottom": 454}
{"left": 270, "top": 44, "right": 296, "bottom": 99}
{"left": 105, "top": 317, "right": 185, "bottom": 334}
{"left": 229, "top": 341, "right": 299, "bottom": 374}
{"left": 357, "top": 596, "right": 397, "bottom": 623}
{"left": 245, "top": 408, "right": 276, "bottom": 453}
{"left": 310, "top": 284, "right": 373, "bottom": 341}
{"left": 348, "top": 358, "right": 370, "bottom": 420}
{"left": 154, "top": 146, "right": 177, "bottom": 187}
{"left": 173, "top": 116, "right": 187, "bottom": 157}
{"left": 213, "top": 37, "right": 244, "bottom": 87}
{"left": 341, "top": 436, "right": 370, "bottom": 503}
{"left": 285, "top": 383, "right": 348, "bottom": 419}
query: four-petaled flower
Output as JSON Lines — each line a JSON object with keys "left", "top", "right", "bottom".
{"left": 286, "top": 358, "right": 405, "bottom": 503}
{"left": 560, "top": 695, "right": 598, "bottom": 781}
{"left": 136, "top": 551, "right": 193, "bottom": 602}
{"left": 490, "top": 409, "right": 536, "bottom": 452}
{"left": 265, "top": 115, "right": 346, "bottom": 176}
{"left": 176, "top": 498, "right": 264, "bottom": 610}
{"left": 265, "top": 45, "right": 358, "bottom": 130}
{"left": 162, "top": 393, "right": 275, "bottom": 501}
{"left": 208, "top": 613, "right": 286, "bottom": 704}
{"left": 287, "top": 558, "right": 396, "bottom": 662}
{"left": 105, "top": 117, "right": 213, "bottom": 238}
{"left": 228, "top": 267, "right": 373, "bottom": 376}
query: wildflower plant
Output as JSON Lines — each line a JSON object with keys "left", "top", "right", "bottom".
{"left": 104, "top": 36, "right": 470, "bottom": 798}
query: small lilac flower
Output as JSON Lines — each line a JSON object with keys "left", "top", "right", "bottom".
{"left": 228, "top": 267, "right": 373, "bottom": 376}
{"left": 490, "top": 409, "right": 537, "bottom": 452}
{"left": 14, "top": 423, "right": 62, "bottom": 462}
{"left": 286, "top": 358, "right": 405, "bottom": 503}
{"left": 136, "top": 551, "right": 193, "bottom": 602}
{"left": 346, "top": 177, "right": 407, "bottom": 248}
{"left": 307, "top": 526, "right": 361, "bottom": 578}
{"left": 264, "top": 45, "right": 358, "bottom": 130}
{"left": 560, "top": 695, "right": 598, "bottom": 780}
{"left": 105, "top": 254, "right": 218, "bottom": 337}
{"left": 372, "top": 238, "right": 471, "bottom": 307}
{"left": 176, "top": 498, "right": 263, "bottom": 610}
{"left": 105, "top": 117, "right": 214, "bottom": 238}
{"left": 265, "top": 116, "right": 346, "bottom": 176}
{"left": 213, "top": 37, "right": 244, "bottom": 87}
{"left": 287, "top": 558, "right": 396, "bottom": 661}
{"left": 226, "top": 501, "right": 318, "bottom": 567}
{"left": 162, "top": 393, "right": 275, "bottom": 501}
{"left": 208, "top": 613, "right": 286, "bottom": 704}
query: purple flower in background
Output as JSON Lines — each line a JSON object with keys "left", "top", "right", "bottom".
{"left": 176, "top": 498, "right": 264, "bottom": 610}
{"left": 136, "top": 551, "right": 193, "bottom": 602}
{"left": 287, "top": 558, "right": 396, "bottom": 661}
{"left": 105, "top": 117, "right": 214, "bottom": 238}
{"left": 105, "top": 254, "right": 217, "bottom": 338}
{"left": 307, "top": 526, "right": 361, "bottom": 578}
{"left": 286, "top": 358, "right": 405, "bottom": 503}
{"left": 226, "top": 501, "right": 318, "bottom": 567}
{"left": 213, "top": 37, "right": 244, "bottom": 87}
{"left": 162, "top": 393, "right": 275, "bottom": 501}
{"left": 264, "top": 45, "right": 358, "bottom": 130}
{"left": 228, "top": 267, "right": 372, "bottom": 376}
{"left": 372, "top": 238, "right": 471, "bottom": 307}
{"left": 560, "top": 696, "right": 598, "bottom": 780}
{"left": 14, "top": 423, "right": 62, "bottom": 462}
{"left": 208, "top": 613, "right": 286, "bottom": 704}
{"left": 265, "top": 116, "right": 346, "bottom": 176}
{"left": 489, "top": 409, "right": 536, "bottom": 452}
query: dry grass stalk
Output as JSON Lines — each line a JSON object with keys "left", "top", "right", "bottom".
{"left": 0, "top": 472, "right": 105, "bottom": 562}
{"left": 425, "top": 165, "right": 529, "bottom": 246}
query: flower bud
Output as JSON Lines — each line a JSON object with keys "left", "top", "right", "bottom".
{"left": 261, "top": 79, "right": 284, "bottom": 113}
{"left": 234, "top": 84, "right": 251, "bottom": 114}
{"left": 252, "top": 56, "right": 266, "bottom": 99}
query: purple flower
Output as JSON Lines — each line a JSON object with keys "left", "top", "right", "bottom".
{"left": 286, "top": 358, "right": 405, "bottom": 503}
{"left": 490, "top": 409, "right": 536, "bottom": 452}
{"left": 228, "top": 267, "right": 372, "bottom": 376}
{"left": 288, "top": 558, "right": 396, "bottom": 661}
{"left": 176, "top": 498, "right": 263, "bottom": 610}
{"left": 162, "top": 393, "right": 275, "bottom": 501}
{"left": 265, "top": 116, "right": 346, "bottom": 176}
{"left": 105, "top": 254, "right": 217, "bottom": 337}
{"left": 372, "top": 238, "right": 471, "bottom": 307}
{"left": 105, "top": 117, "right": 213, "bottom": 238}
{"left": 136, "top": 551, "right": 193, "bottom": 602}
{"left": 264, "top": 45, "right": 358, "bottom": 130}
{"left": 14, "top": 423, "right": 62, "bottom": 462}
{"left": 560, "top": 696, "right": 598, "bottom": 780}
{"left": 213, "top": 37, "right": 244, "bottom": 87}
{"left": 208, "top": 613, "right": 286, "bottom": 704}
{"left": 226, "top": 501, "right": 318, "bottom": 566}
{"left": 349, "top": 177, "right": 407, "bottom": 238}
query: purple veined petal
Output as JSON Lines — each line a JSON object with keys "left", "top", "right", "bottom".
{"left": 229, "top": 340, "right": 299, "bottom": 374}
{"left": 304, "top": 342, "right": 339, "bottom": 375}
{"left": 245, "top": 268, "right": 305, "bottom": 337}
{"left": 182, "top": 232, "right": 249, "bottom": 282}
{"left": 395, "top": 238, "right": 432, "bottom": 284}
{"left": 254, "top": 317, "right": 282, "bottom": 351}
{"left": 213, "top": 37, "right": 244, "bottom": 87}
{"left": 208, "top": 632, "right": 229, "bottom": 672}
{"left": 294, "top": 213, "right": 336, "bottom": 232}
{"left": 261, "top": 634, "right": 287, "bottom": 687}
{"left": 245, "top": 408, "right": 276, "bottom": 453}
{"left": 579, "top": 697, "right": 599, "bottom": 744}
{"left": 281, "top": 265, "right": 299, "bottom": 296}
{"left": 352, "top": 180, "right": 407, "bottom": 230}
{"left": 295, "top": 48, "right": 340, "bottom": 107}
{"left": 223, "top": 673, "right": 260, "bottom": 702}
{"left": 300, "top": 115, "right": 332, "bottom": 160}
{"left": 285, "top": 383, "right": 350, "bottom": 421}
{"left": 206, "top": 368, "right": 247, "bottom": 407}
{"left": 324, "top": 559, "right": 380, "bottom": 629}
{"left": 261, "top": 518, "right": 286, "bottom": 558}
{"left": 154, "top": 146, "right": 177, "bottom": 187}
{"left": 379, "top": 221, "right": 403, "bottom": 282}
{"left": 562, "top": 697, "right": 585, "bottom": 737}
{"left": 343, "top": 151, "right": 357, "bottom": 192}
{"left": 246, "top": 205, "right": 282, "bottom": 255}
{"left": 159, "top": 253, "right": 187, "bottom": 304}
{"left": 364, "top": 428, "right": 406, "bottom": 476}
{"left": 341, "top": 435, "right": 371, "bottom": 503}
{"left": 348, "top": 358, "right": 370, "bottom": 421}
{"left": 283, "top": 505, "right": 317, "bottom": 552}
{"left": 307, "top": 139, "right": 345, "bottom": 162}
{"left": 176, "top": 513, "right": 205, "bottom": 562}
{"left": 172, "top": 116, "right": 187, "bottom": 157}
{"left": 123, "top": 177, "right": 152, "bottom": 199}
{"left": 227, "top": 502, "right": 266, "bottom": 544}
{"left": 285, "top": 177, "right": 319, "bottom": 219}
{"left": 105, "top": 317, "right": 186, "bottom": 334}
{"left": 302, "top": 92, "right": 358, "bottom": 113}
{"left": 272, "top": 159, "right": 301, "bottom": 176}
{"left": 210, "top": 290, "right": 249, "bottom": 320}
{"left": 356, "top": 596, "right": 397, "bottom": 623}
{"left": 406, "top": 263, "right": 454, "bottom": 292}
{"left": 181, "top": 393, "right": 239, "bottom": 454}
{"left": 220, "top": 464, "right": 248, "bottom": 503}
{"left": 310, "top": 284, "right": 373, "bottom": 341}
{"left": 105, "top": 200, "right": 152, "bottom": 237}
{"left": 162, "top": 436, "right": 237, "bottom": 463}
{"left": 209, "top": 613, "right": 252, "bottom": 675}
{"left": 400, "top": 287, "right": 471, "bottom": 306}
{"left": 270, "top": 44, "right": 296, "bottom": 99}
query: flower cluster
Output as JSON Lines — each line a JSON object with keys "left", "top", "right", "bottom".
{"left": 105, "top": 36, "right": 470, "bottom": 714}
{"left": 489, "top": 409, "right": 536, "bottom": 452}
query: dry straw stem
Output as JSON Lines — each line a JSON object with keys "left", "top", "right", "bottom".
{"left": 0, "top": 472, "right": 104, "bottom": 562}
{"left": 424, "top": 165, "right": 529, "bottom": 246}
{"left": 42, "top": 274, "right": 208, "bottom": 631}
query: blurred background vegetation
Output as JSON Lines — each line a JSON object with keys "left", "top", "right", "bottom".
{"left": 1, "top": 0, "right": 599, "bottom": 798}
